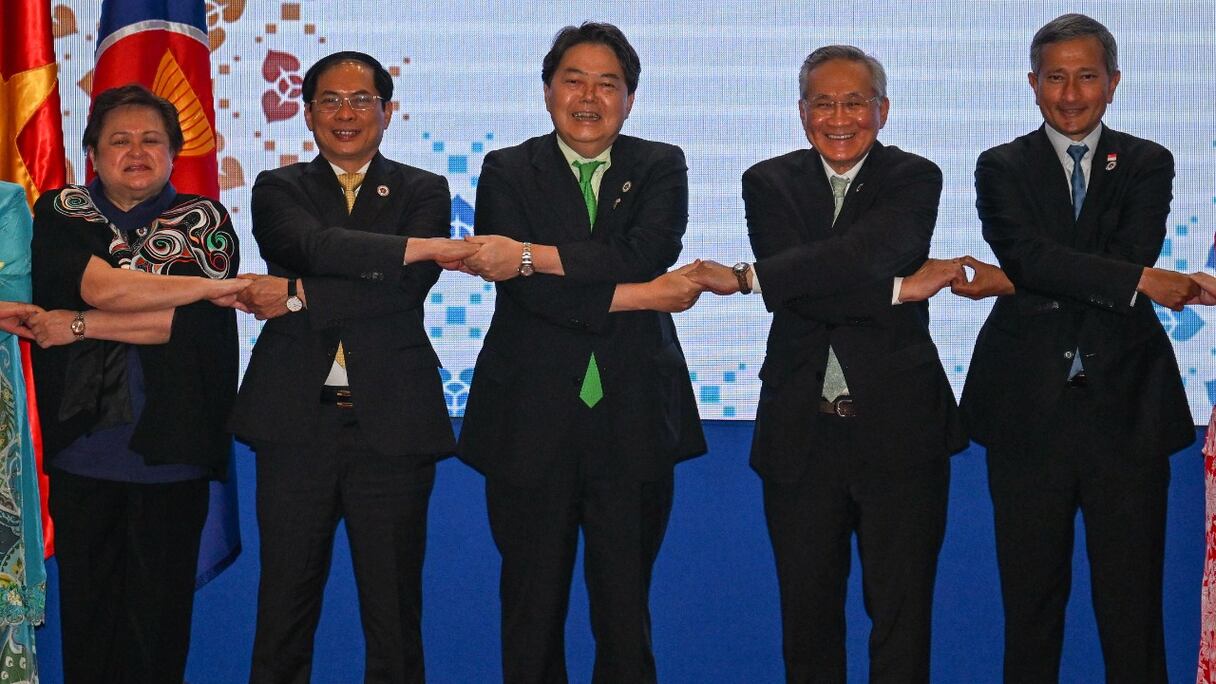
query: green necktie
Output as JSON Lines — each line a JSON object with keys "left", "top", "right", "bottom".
{"left": 821, "top": 175, "right": 850, "bottom": 400}
{"left": 574, "top": 159, "right": 606, "bottom": 407}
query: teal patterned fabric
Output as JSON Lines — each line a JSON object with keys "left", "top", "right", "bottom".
{"left": 0, "top": 181, "right": 47, "bottom": 683}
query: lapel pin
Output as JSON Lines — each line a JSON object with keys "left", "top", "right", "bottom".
{"left": 377, "top": 185, "right": 390, "bottom": 197}
{"left": 612, "top": 198, "right": 622, "bottom": 209}
{"left": 621, "top": 181, "right": 632, "bottom": 193}
{"left": 853, "top": 182, "right": 863, "bottom": 192}
{"left": 1105, "top": 153, "right": 1117, "bottom": 171}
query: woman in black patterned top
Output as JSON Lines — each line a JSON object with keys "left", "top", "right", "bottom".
{"left": 26, "top": 84, "right": 248, "bottom": 684}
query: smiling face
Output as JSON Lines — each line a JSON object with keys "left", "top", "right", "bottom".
{"left": 304, "top": 60, "right": 390, "bottom": 172}
{"left": 798, "top": 58, "right": 889, "bottom": 175}
{"left": 1029, "top": 36, "right": 1120, "bottom": 140}
{"left": 544, "top": 42, "right": 634, "bottom": 158}
{"left": 87, "top": 105, "right": 175, "bottom": 211}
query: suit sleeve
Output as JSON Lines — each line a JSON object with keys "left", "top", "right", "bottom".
{"left": 473, "top": 147, "right": 688, "bottom": 333}
{"left": 974, "top": 146, "right": 1169, "bottom": 312}
{"left": 251, "top": 170, "right": 449, "bottom": 327}
{"left": 750, "top": 156, "right": 939, "bottom": 317}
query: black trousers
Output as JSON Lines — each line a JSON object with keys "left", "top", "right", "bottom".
{"left": 762, "top": 413, "right": 950, "bottom": 684}
{"left": 50, "top": 469, "right": 209, "bottom": 684}
{"left": 249, "top": 404, "right": 436, "bottom": 684}
{"left": 485, "top": 452, "right": 674, "bottom": 684}
{"left": 987, "top": 386, "right": 1170, "bottom": 684}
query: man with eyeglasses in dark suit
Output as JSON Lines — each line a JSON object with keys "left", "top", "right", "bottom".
{"left": 231, "top": 50, "right": 477, "bottom": 683}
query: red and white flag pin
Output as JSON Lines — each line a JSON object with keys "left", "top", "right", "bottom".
{"left": 1105, "top": 153, "right": 1117, "bottom": 171}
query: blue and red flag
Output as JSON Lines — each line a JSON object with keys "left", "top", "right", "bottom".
{"left": 94, "top": 0, "right": 240, "bottom": 588}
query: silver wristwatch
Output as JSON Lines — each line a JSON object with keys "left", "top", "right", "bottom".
{"left": 518, "top": 242, "right": 535, "bottom": 277}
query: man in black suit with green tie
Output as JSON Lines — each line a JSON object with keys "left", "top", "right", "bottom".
{"left": 457, "top": 22, "right": 707, "bottom": 683}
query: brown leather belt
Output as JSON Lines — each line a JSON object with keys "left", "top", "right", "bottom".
{"left": 320, "top": 386, "right": 353, "bottom": 409}
{"left": 818, "top": 396, "right": 857, "bottom": 418}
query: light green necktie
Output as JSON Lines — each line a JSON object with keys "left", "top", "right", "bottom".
{"left": 821, "top": 175, "right": 850, "bottom": 401}
{"left": 574, "top": 159, "right": 606, "bottom": 407}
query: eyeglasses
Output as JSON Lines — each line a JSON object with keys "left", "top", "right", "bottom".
{"left": 311, "top": 94, "right": 383, "bottom": 112}
{"left": 804, "top": 95, "right": 882, "bottom": 117}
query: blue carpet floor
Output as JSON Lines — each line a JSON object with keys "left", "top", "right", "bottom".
{"left": 33, "top": 421, "right": 1206, "bottom": 682}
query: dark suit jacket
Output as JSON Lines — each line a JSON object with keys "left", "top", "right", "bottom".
{"left": 746, "top": 142, "right": 967, "bottom": 483}
{"left": 960, "top": 125, "right": 1193, "bottom": 460}
{"left": 458, "top": 133, "right": 706, "bottom": 485}
{"left": 230, "top": 153, "right": 455, "bottom": 459}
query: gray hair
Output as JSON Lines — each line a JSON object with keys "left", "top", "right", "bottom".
{"left": 1030, "top": 13, "right": 1118, "bottom": 76}
{"left": 798, "top": 45, "right": 887, "bottom": 100}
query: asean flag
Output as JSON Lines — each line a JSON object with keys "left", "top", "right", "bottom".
{"left": 92, "top": 0, "right": 218, "bottom": 198}
{"left": 94, "top": 0, "right": 240, "bottom": 588}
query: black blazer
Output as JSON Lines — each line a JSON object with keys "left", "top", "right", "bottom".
{"left": 746, "top": 143, "right": 967, "bottom": 483}
{"left": 458, "top": 133, "right": 706, "bottom": 485}
{"left": 960, "top": 125, "right": 1193, "bottom": 460}
{"left": 230, "top": 153, "right": 455, "bottom": 459}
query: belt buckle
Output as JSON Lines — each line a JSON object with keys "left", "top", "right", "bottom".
{"left": 833, "top": 397, "right": 856, "bottom": 418}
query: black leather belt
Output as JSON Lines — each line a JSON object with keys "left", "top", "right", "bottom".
{"left": 321, "top": 386, "right": 353, "bottom": 408}
{"left": 818, "top": 396, "right": 857, "bottom": 418}
{"left": 1066, "top": 371, "right": 1088, "bottom": 388}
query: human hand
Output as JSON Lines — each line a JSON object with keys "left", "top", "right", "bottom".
{"left": 26, "top": 309, "right": 79, "bottom": 348}
{"left": 0, "top": 301, "right": 43, "bottom": 339}
{"left": 897, "top": 258, "right": 966, "bottom": 302}
{"left": 1187, "top": 272, "right": 1216, "bottom": 306}
{"left": 235, "top": 274, "right": 293, "bottom": 320}
{"left": 1138, "top": 267, "right": 1200, "bottom": 312}
{"left": 406, "top": 237, "right": 481, "bottom": 271}
{"left": 686, "top": 260, "right": 742, "bottom": 295}
{"left": 949, "top": 256, "right": 1015, "bottom": 300}
{"left": 462, "top": 235, "right": 526, "bottom": 282}
{"left": 207, "top": 278, "right": 251, "bottom": 307}
{"left": 646, "top": 261, "right": 704, "bottom": 312}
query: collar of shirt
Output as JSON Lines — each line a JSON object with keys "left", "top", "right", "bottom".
{"left": 819, "top": 150, "right": 870, "bottom": 187}
{"left": 555, "top": 134, "right": 612, "bottom": 199}
{"left": 86, "top": 178, "right": 178, "bottom": 232}
{"left": 1044, "top": 122, "right": 1103, "bottom": 191}
{"left": 328, "top": 160, "right": 372, "bottom": 197}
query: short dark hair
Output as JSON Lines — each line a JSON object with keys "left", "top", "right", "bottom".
{"left": 302, "top": 51, "right": 393, "bottom": 111}
{"left": 798, "top": 45, "right": 887, "bottom": 100}
{"left": 541, "top": 22, "right": 641, "bottom": 95}
{"left": 1030, "top": 13, "right": 1118, "bottom": 76}
{"left": 82, "top": 84, "right": 184, "bottom": 156}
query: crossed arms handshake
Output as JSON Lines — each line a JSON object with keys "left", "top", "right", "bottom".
{"left": 901, "top": 256, "right": 1216, "bottom": 311}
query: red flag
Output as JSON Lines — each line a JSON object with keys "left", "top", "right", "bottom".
{"left": 0, "top": 0, "right": 70, "bottom": 559}
{"left": 92, "top": 0, "right": 241, "bottom": 588}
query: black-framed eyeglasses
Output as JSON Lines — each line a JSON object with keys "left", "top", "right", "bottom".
{"left": 804, "top": 95, "right": 882, "bottom": 117}
{"left": 311, "top": 94, "right": 383, "bottom": 112}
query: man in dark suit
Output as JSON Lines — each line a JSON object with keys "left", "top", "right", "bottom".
{"left": 687, "top": 46, "right": 966, "bottom": 683}
{"left": 229, "top": 51, "right": 477, "bottom": 683}
{"left": 456, "top": 22, "right": 707, "bottom": 683}
{"left": 953, "top": 14, "right": 1199, "bottom": 682}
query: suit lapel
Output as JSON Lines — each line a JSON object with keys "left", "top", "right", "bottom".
{"left": 797, "top": 149, "right": 836, "bottom": 239}
{"left": 834, "top": 142, "right": 885, "bottom": 231}
{"left": 597, "top": 136, "right": 635, "bottom": 236}
{"left": 1026, "top": 127, "right": 1077, "bottom": 243}
{"left": 532, "top": 134, "right": 590, "bottom": 242}
{"left": 1074, "top": 127, "right": 1120, "bottom": 248}
{"left": 349, "top": 154, "right": 398, "bottom": 234}
{"left": 302, "top": 156, "right": 350, "bottom": 228}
